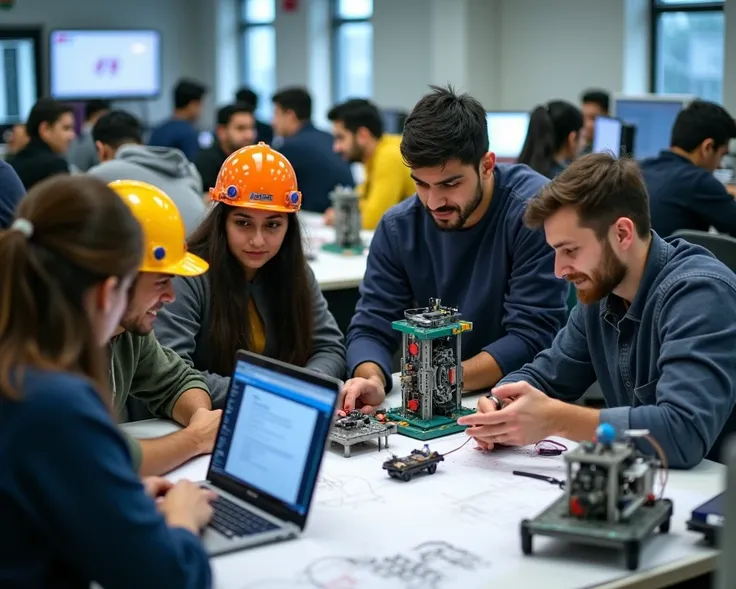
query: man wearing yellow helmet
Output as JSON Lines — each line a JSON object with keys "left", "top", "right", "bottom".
{"left": 108, "top": 179, "right": 220, "bottom": 476}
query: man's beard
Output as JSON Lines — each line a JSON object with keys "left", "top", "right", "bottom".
{"left": 567, "top": 238, "right": 627, "bottom": 304}
{"left": 426, "top": 179, "right": 483, "bottom": 232}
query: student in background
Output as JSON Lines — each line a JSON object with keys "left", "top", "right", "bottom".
{"left": 3, "top": 123, "right": 29, "bottom": 165}
{"left": 518, "top": 100, "right": 584, "bottom": 179}
{"left": 271, "top": 87, "right": 354, "bottom": 213}
{"left": 235, "top": 87, "right": 274, "bottom": 145}
{"left": 0, "top": 160, "right": 25, "bottom": 229}
{"left": 460, "top": 154, "right": 736, "bottom": 469}
{"left": 340, "top": 85, "right": 567, "bottom": 413}
{"left": 327, "top": 99, "right": 415, "bottom": 230}
{"left": 580, "top": 89, "right": 610, "bottom": 154}
{"left": 67, "top": 99, "right": 110, "bottom": 171}
{"left": 9, "top": 98, "right": 75, "bottom": 190}
{"left": 149, "top": 79, "right": 207, "bottom": 161}
{"left": 640, "top": 100, "right": 736, "bottom": 237}
{"left": 0, "top": 175, "right": 213, "bottom": 588}
{"left": 155, "top": 144, "right": 346, "bottom": 408}
{"left": 87, "top": 110, "right": 205, "bottom": 235}
{"left": 194, "top": 103, "right": 257, "bottom": 193}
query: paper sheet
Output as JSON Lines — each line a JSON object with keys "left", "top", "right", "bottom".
{"left": 168, "top": 433, "right": 721, "bottom": 589}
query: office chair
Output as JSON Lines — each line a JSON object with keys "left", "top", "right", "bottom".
{"left": 669, "top": 230, "right": 736, "bottom": 463}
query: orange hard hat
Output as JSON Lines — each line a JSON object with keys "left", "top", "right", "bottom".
{"left": 209, "top": 142, "right": 302, "bottom": 213}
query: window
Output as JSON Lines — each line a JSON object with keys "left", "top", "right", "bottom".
{"left": 332, "top": 0, "right": 373, "bottom": 103}
{"left": 240, "top": 0, "right": 276, "bottom": 121}
{"left": 650, "top": 0, "right": 725, "bottom": 103}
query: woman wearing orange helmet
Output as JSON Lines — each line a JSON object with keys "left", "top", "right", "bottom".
{"left": 154, "top": 143, "right": 346, "bottom": 407}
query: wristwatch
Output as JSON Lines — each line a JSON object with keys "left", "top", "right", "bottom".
{"left": 485, "top": 392, "right": 502, "bottom": 410}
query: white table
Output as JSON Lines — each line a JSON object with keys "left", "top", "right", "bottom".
{"left": 299, "top": 211, "right": 373, "bottom": 291}
{"left": 122, "top": 379, "right": 723, "bottom": 589}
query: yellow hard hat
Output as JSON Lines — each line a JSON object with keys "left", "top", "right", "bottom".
{"left": 108, "top": 180, "right": 209, "bottom": 276}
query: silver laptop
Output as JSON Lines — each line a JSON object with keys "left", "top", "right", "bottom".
{"left": 199, "top": 350, "right": 339, "bottom": 557}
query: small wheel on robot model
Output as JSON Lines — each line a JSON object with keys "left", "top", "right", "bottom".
{"left": 520, "top": 520, "right": 533, "bottom": 555}
{"left": 659, "top": 516, "right": 671, "bottom": 534}
{"left": 427, "top": 464, "right": 437, "bottom": 475}
{"left": 401, "top": 472, "right": 412, "bottom": 482}
{"left": 624, "top": 541, "right": 640, "bottom": 570}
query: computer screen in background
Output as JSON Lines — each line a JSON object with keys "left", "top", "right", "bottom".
{"left": 50, "top": 29, "right": 161, "bottom": 100}
{"left": 592, "top": 116, "right": 622, "bottom": 157}
{"left": 486, "top": 111, "right": 530, "bottom": 163}
{"left": 613, "top": 96, "right": 691, "bottom": 160}
{"left": 0, "top": 28, "right": 41, "bottom": 127}
{"left": 210, "top": 359, "right": 334, "bottom": 515}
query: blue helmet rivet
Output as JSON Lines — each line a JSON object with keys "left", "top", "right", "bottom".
{"left": 153, "top": 246, "right": 166, "bottom": 261}
{"left": 226, "top": 185, "right": 238, "bottom": 198}
{"left": 289, "top": 191, "right": 299, "bottom": 204}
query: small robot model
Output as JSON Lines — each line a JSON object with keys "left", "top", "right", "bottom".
{"left": 382, "top": 444, "right": 444, "bottom": 482}
{"left": 520, "top": 423, "right": 673, "bottom": 570}
{"left": 385, "top": 298, "right": 475, "bottom": 440}
{"left": 321, "top": 185, "right": 364, "bottom": 255}
{"left": 329, "top": 410, "right": 397, "bottom": 458}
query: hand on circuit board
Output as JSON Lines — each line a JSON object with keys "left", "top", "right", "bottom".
{"left": 457, "top": 381, "right": 556, "bottom": 447}
{"left": 466, "top": 396, "right": 499, "bottom": 451}
{"left": 339, "top": 375, "right": 386, "bottom": 415}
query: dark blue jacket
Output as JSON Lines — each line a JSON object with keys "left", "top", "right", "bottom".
{"left": 500, "top": 233, "right": 736, "bottom": 469}
{"left": 641, "top": 150, "right": 736, "bottom": 237}
{"left": 0, "top": 369, "right": 211, "bottom": 589}
{"left": 0, "top": 160, "right": 25, "bottom": 229}
{"left": 277, "top": 123, "right": 354, "bottom": 213}
{"left": 148, "top": 119, "right": 200, "bottom": 161}
{"left": 346, "top": 164, "right": 568, "bottom": 387}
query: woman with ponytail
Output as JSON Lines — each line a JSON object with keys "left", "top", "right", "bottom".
{"left": 518, "top": 100, "right": 584, "bottom": 179}
{"left": 0, "top": 175, "right": 214, "bottom": 589}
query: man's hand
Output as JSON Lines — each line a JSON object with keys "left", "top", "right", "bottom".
{"left": 142, "top": 476, "right": 174, "bottom": 500}
{"left": 466, "top": 396, "right": 500, "bottom": 451}
{"left": 457, "top": 381, "right": 556, "bottom": 447}
{"left": 339, "top": 375, "right": 386, "bottom": 414}
{"left": 185, "top": 408, "right": 222, "bottom": 455}
{"left": 323, "top": 207, "right": 335, "bottom": 226}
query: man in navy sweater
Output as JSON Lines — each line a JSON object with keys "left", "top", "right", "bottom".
{"left": 341, "top": 85, "right": 568, "bottom": 412}
{"left": 640, "top": 100, "right": 736, "bottom": 237}
{"left": 459, "top": 154, "right": 736, "bottom": 468}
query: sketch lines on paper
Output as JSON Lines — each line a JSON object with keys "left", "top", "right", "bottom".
{"left": 241, "top": 540, "right": 490, "bottom": 589}
{"left": 314, "top": 473, "right": 384, "bottom": 508}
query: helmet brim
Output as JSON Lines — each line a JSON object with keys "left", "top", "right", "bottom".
{"left": 154, "top": 252, "right": 210, "bottom": 277}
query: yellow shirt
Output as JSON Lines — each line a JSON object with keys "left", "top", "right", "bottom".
{"left": 359, "top": 134, "right": 415, "bottom": 230}
{"left": 248, "top": 298, "right": 266, "bottom": 355}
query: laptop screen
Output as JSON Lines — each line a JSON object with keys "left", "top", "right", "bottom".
{"left": 209, "top": 357, "right": 335, "bottom": 516}
{"left": 592, "top": 116, "right": 622, "bottom": 157}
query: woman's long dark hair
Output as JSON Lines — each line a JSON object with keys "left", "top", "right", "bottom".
{"left": 0, "top": 175, "right": 143, "bottom": 401}
{"left": 518, "top": 100, "right": 583, "bottom": 177}
{"left": 187, "top": 203, "right": 314, "bottom": 376}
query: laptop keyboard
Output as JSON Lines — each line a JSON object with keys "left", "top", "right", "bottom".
{"left": 208, "top": 494, "right": 280, "bottom": 538}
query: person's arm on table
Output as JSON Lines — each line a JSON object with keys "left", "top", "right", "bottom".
{"left": 16, "top": 386, "right": 213, "bottom": 589}
{"left": 462, "top": 221, "right": 568, "bottom": 392}
{"left": 342, "top": 217, "right": 413, "bottom": 411}
{"left": 154, "top": 275, "right": 232, "bottom": 408}
{"left": 129, "top": 333, "right": 220, "bottom": 476}
{"left": 458, "top": 305, "right": 597, "bottom": 447}
{"left": 695, "top": 175, "right": 736, "bottom": 236}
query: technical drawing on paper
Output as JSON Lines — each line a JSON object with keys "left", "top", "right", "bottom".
{"left": 241, "top": 540, "right": 491, "bottom": 589}
{"left": 314, "top": 473, "right": 384, "bottom": 508}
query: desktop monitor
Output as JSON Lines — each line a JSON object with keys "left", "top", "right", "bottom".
{"left": 49, "top": 29, "right": 162, "bottom": 101}
{"left": 592, "top": 116, "right": 623, "bottom": 157}
{"left": 612, "top": 94, "right": 693, "bottom": 160}
{"left": 0, "top": 28, "right": 42, "bottom": 129}
{"left": 486, "top": 111, "right": 530, "bottom": 162}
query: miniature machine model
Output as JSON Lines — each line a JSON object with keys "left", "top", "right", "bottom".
{"left": 383, "top": 444, "right": 445, "bottom": 481}
{"left": 329, "top": 410, "right": 397, "bottom": 458}
{"left": 520, "top": 423, "right": 673, "bottom": 570}
{"left": 322, "top": 185, "right": 364, "bottom": 255}
{"left": 385, "top": 298, "right": 475, "bottom": 440}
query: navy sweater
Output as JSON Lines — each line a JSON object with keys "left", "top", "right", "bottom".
{"left": 346, "top": 164, "right": 568, "bottom": 387}
{"left": 641, "top": 150, "right": 736, "bottom": 237}
{"left": 0, "top": 369, "right": 211, "bottom": 589}
{"left": 149, "top": 119, "right": 201, "bottom": 161}
{"left": 0, "top": 160, "right": 25, "bottom": 229}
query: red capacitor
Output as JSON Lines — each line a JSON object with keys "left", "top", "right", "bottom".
{"left": 408, "top": 342, "right": 419, "bottom": 356}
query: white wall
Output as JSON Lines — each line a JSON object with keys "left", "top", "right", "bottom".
{"left": 0, "top": 0, "right": 220, "bottom": 126}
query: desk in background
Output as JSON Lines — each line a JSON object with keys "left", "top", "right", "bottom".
{"left": 122, "top": 376, "right": 723, "bottom": 589}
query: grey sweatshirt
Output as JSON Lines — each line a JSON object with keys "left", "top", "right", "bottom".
{"left": 86, "top": 144, "right": 206, "bottom": 235}
{"left": 153, "top": 265, "right": 347, "bottom": 408}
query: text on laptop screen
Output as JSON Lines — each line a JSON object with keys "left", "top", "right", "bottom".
{"left": 210, "top": 360, "right": 334, "bottom": 515}
{"left": 486, "top": 112, "right": 530, "bottom": 160}
{"left": 592, "top": 117, "right": 622, "bottom": 157}
{"left": 614, "top": 99, "right": 683, "bottom": 160}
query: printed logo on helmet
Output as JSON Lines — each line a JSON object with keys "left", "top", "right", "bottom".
{"left": 249, "top": 192, "right": 273, "bottom": 202}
